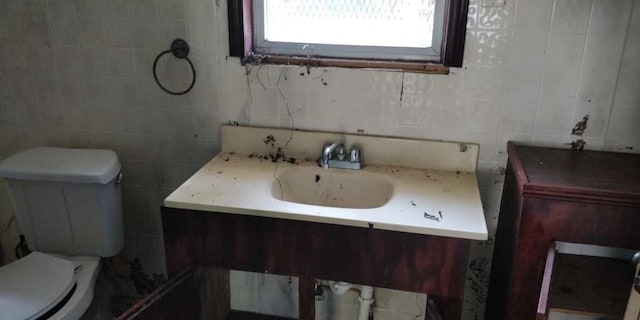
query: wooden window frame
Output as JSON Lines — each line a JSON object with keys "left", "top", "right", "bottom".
{"left": 228, "top": 0, "right": 469, "bottom": 73}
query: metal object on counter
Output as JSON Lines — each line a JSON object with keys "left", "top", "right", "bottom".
{"left": 319, "top": 141, "right": 363, "bottom": 170}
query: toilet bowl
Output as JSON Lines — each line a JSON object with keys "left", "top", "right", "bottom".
{"left": 0, "top": 147, "right": 124, "bottom": 320}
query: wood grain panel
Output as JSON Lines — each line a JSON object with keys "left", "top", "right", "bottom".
{"left": 197, "top": 268, "right": 230, "bottom": 320}
{"left": 162, "top": 207, "right": 470, "bottom": 320}
{"left": 549, "top": 254, "right": 633, "bottom": 319}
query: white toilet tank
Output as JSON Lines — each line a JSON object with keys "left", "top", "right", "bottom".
{"left": 0, "top": 147, "right": 124, "bottom": 257}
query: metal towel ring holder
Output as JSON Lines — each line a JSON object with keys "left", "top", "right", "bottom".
{"left": 153, "top": 39, "right": 196, "bottom": 95}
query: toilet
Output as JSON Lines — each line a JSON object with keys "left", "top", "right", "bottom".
{"left": 0, "top": 147, "right": 124, "bottom": 319}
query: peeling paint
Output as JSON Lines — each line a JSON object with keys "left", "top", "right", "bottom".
{"left": 568, "top": 139, "right": 586, "bottom": 151}
{"left": 568, "top": 114, "right": 589, "bottom": 150}
{"left": 571, "top": 114, "right": 589, "bottom": 136}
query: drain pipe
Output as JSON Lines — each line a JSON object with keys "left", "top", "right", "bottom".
{"left": 326, "top": 281, "right": 375, "bottom": 319}
{"left": 358, "top": 285, "right": 374, "bottom": 320}
{"left": 329, "top": 281, "right": 352, "bottom": 295}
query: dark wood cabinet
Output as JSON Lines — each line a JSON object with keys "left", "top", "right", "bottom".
{"left": 485, "top": 142, "right": 640, "bottom": 320}
{"left": 161, "top": 207, "right": 471, "bottom": 320}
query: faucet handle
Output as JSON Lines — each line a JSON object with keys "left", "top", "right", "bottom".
{"left": 349, "top": 147, "right": 361, "bottom": 163}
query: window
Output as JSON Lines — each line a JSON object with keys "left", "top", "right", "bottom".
{"left": 255, "top": 1, "right": 444, "bottom": 61}
{"left": 228, "top": 0, "right": 469, "bottom": 72}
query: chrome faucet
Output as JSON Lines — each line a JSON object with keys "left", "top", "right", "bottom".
{"left": 319, "top": 141, "right": 363, "bottom": 170}
{"left": 322, "top": 142, "right": 343, "bottom": 167}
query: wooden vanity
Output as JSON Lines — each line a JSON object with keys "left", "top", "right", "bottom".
{"left": 156, "top": 126, "right": 488, "bottom": 320}
{"left": 161, "top": 207, "right": 470, "bottom": 319}
{"left": 485, "top": 142, "right": 640, "bottom": 320}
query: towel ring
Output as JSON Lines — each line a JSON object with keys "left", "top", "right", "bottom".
{"left": 153, "top": 39, "right": 196, "bottom": 95}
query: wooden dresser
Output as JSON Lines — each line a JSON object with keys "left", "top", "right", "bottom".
{"left": 485, "top": 142, "right": 640, "bottom": 320}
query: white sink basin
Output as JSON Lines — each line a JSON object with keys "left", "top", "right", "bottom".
{"left": 271, "top": 168, "right": 394, "bottom": 209}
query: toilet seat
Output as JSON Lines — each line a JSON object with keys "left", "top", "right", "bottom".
{"left": 46, "top": 254, "right": 100, "bottom": 320}
{"left": 0, "top": 252, "right": 101, "bottom": 320}
{"left": 0, "top": 252, "right": 76, "bottom": 320}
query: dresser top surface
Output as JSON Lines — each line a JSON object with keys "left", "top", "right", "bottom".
{"left": 508, "top": 142, "right": 640, "bottom": 199}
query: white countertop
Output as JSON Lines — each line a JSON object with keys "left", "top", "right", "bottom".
{"left": 165, "top": 151, "right": 488, "bottom": 240}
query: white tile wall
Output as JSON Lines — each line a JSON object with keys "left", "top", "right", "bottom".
{"left": 231, "top": 271, "right": 299, "bottom": 318}
{"left": 0, "top": 0, "right": 638, "bottom": 319}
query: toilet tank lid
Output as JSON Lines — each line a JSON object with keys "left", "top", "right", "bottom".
{"left": 0, "top": 147, "right": 121, "bottom": 184}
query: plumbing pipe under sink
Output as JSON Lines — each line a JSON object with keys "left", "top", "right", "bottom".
{"left": 329, "top": 281, "right": 352, "bottom": 295}
{"left": 327, "top": 282, "right": 375, "bottom": 320}
{"left": 358, "top": 285, "right": 375, "bottom": 320}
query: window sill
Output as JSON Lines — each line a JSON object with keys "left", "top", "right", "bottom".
{"left": 246, "top": 55, "right": 450, "bottom": 74}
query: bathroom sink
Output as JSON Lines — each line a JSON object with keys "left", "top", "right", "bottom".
{"left": 164, "top": 125, "right": 489, "bottom": 240}
{"left": 271, "top": 168, "right": 394, "bottom": 209}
